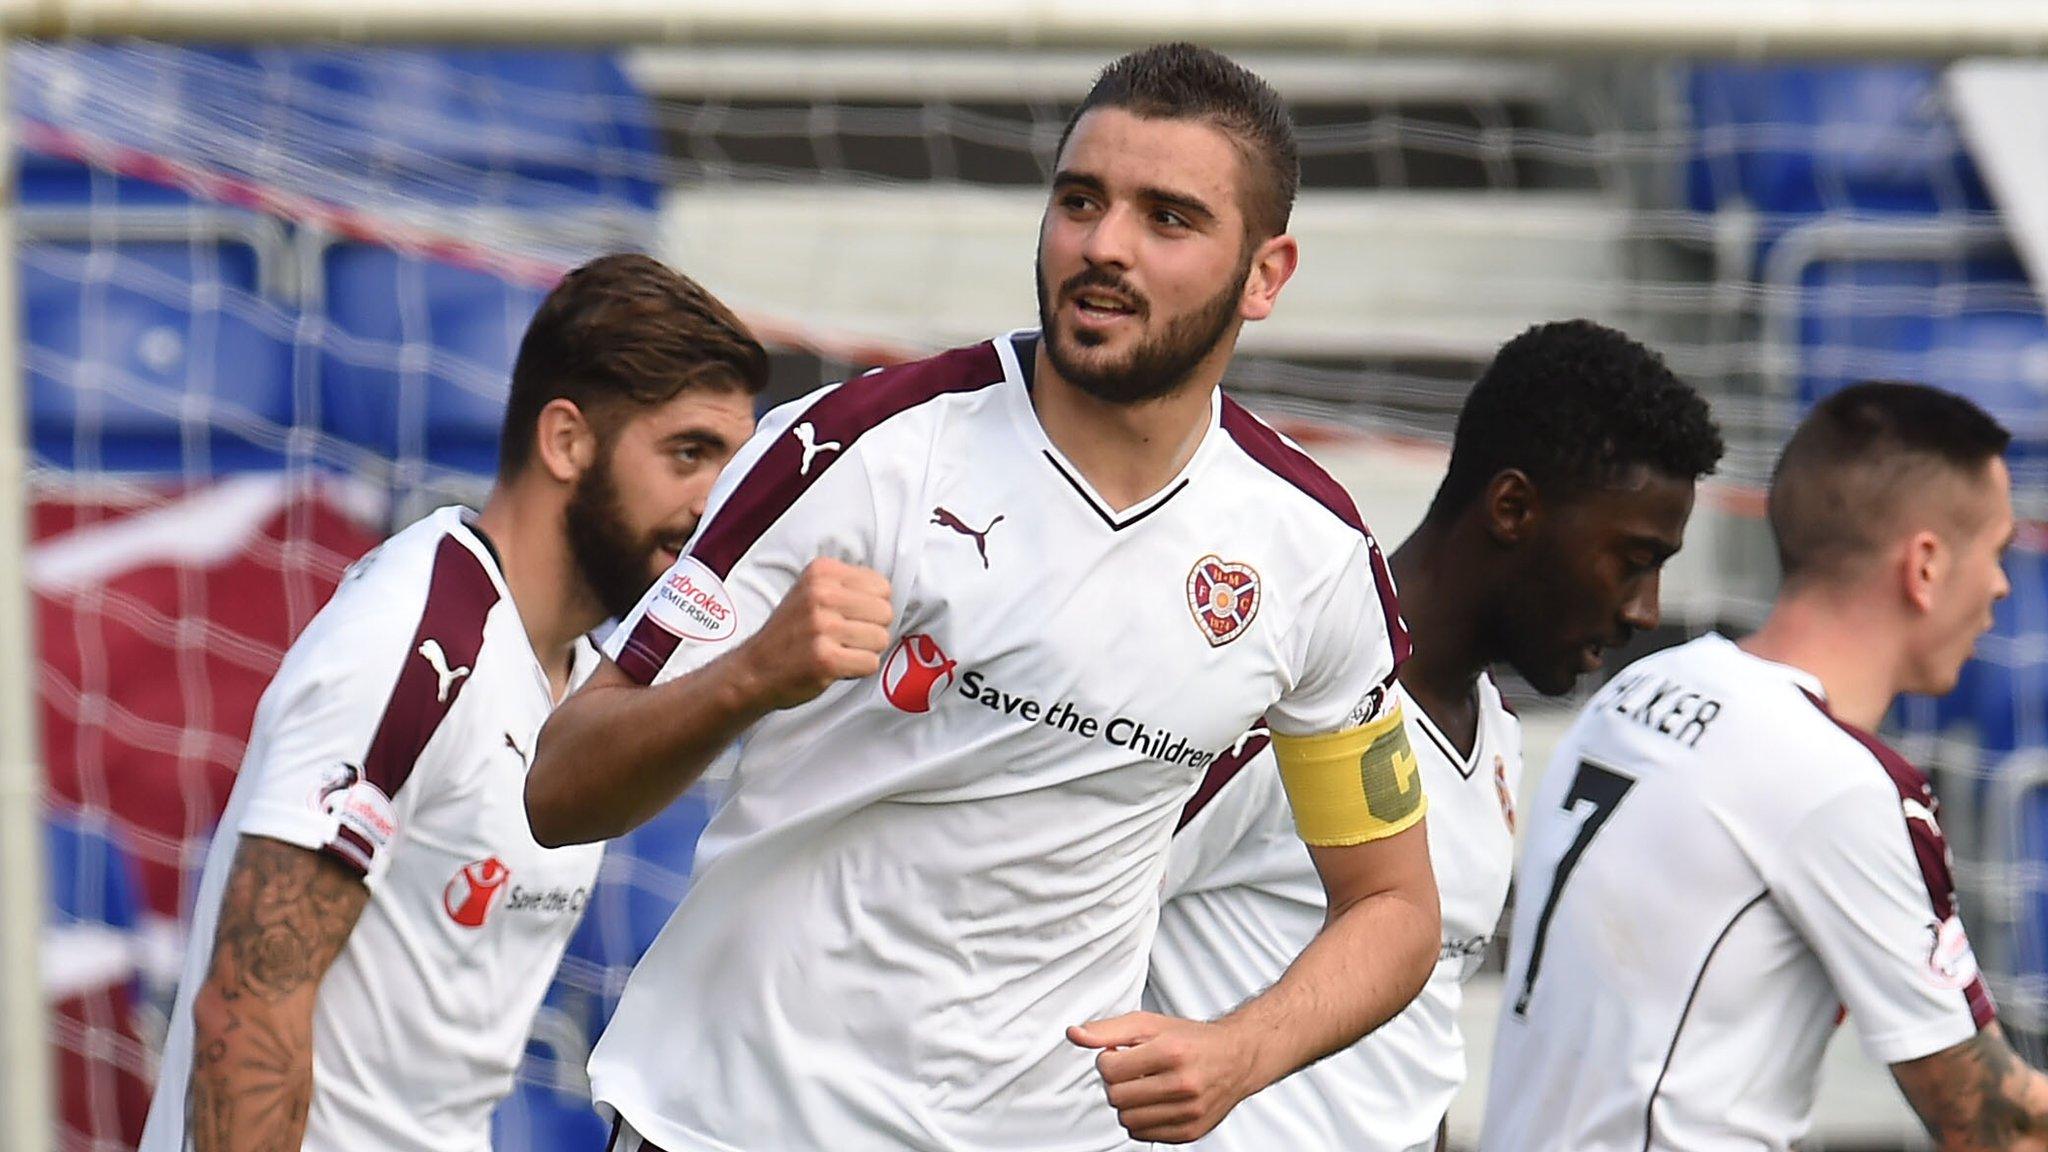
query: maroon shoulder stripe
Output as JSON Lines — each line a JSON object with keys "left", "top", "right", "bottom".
{"left": 360, "top": 535, "right": 499, "bottom": 800}
{"left": 1176, "top": 723, "right": 1272, "bottom": 833}
{"left": 1219, "top": 398, "right": 1411, "bottom": 666}
{"left": 690, "top": 340, "right": 1009, "bottom": 580}
{"left": 1802, "top": 690, "right": 1996, "bottom": 1029}
{"left": 615, "top": 614, "right": 681, "bottom": 686}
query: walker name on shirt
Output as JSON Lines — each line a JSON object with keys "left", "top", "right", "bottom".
{"left": 956, "top": 670, "right": 1221, "bottom": 770}
{"left": 1604, "top": 668, "right": 1723, "bottom": 750}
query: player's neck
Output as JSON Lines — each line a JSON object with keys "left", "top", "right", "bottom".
{"left": 1389, "top": 519, "right": 1488, "bottom": 753}
{"left": 1738, "top": 589, "right": 1902, "bottom": 731}
{"left": 475, "top": 483, "right": 601, "bottom": 699}
{"left": 1030, "top": 345, "right": 1219, "bottom": 513}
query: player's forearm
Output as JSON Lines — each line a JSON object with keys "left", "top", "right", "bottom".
{"left": 186, "top": 982, "right": 318, "bottom": 1152}
{"left": 1897, "top": 1025, "right": 2048, "bottom": 1152}
{"left": 526, "top": 652, "right": 773, "bottom": 846}
{"left": 1216, "top": 883, "right": 1439, "bottom": 1092}
{"left": 185, "top": 836, "right": 365, "bottom": 1152}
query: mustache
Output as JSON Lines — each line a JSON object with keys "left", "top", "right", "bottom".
{"left": 1059, "top": 268, "right": 1148, "bottom": 317}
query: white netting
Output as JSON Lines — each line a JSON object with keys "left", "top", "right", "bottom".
{"left": 23, "top": 39, "right": 2048, "bottom": 1152}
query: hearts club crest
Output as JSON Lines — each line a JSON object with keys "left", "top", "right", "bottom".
{"left": 1187, "top": 555, "right": 1262, "bottom": 647}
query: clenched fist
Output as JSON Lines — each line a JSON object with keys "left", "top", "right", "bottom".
{"left": 1068, "top": 1011, "right": 1261, "bottom": 1144}
{"left": 735, "top": 557, "right": 894, "bottom": 712}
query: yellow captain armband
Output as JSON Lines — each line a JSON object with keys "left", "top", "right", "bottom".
{"left": 1271, "top": 703, "right": 1427, "bottom": 847}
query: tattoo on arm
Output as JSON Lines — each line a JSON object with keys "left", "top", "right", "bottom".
{"left": 186, "top": 835, "right": 369, "bottom": 1152}
{"left": 1894, "top": 1024, "right": 2048, "bottom": 1152}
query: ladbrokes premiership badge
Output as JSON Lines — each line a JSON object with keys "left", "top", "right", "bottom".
{"left": 1187, "top": 555, "right": 1261, "bottom": 647}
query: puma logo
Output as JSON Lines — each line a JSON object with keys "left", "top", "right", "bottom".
{"left": 931, "top": 507, "right": 1004, "bottom": 569}
{"left": 504, "top": 731, "right": 530, "bottom": 769}
{"left": 1227, "top": 724, "right": 1268, "bottom": 759}
{"left": 1903, "top": 796, "right": 1941, "bottom": 834}
{"left": 417, "top": 639, "right": 472, "bottom": 703}
{"left": 793, "top": 422, "right": 842, "bottom": 476}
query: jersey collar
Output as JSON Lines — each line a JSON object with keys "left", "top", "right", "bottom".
{"left": 1709, "top": 631, "right": 1828, "bottom": 701}
{"left": 1410, "top": 684, "right": 1489, "bottom": 779}
{"left": 996, "top": 328, "right": 1226, "bottom": 531}
{"left": 443, "top": 505, "right": 600, "bottom": 704}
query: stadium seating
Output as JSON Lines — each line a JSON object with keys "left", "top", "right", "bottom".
{"left": 1686, "top": 63, "right": 1992, "bottom": 219}
{"left": 315, "top": 243, "right": 545, "bottom": 473}
{"left": 263, "top": 48, "right": 664, "bottom": 210}
{"left": 22, "top": 235, "right": 295, "bottom": 472}
{"left": 17, "top": 44, "right": 662, "bottom": 475}
{"left": 491, "top": 790, "right": 717, "bottom": 1151}
{"left": 492, "top": 1071, "right": 610, "bottom": 1152}
{"left": 13, "top": 44, "right": 663, "bottom": 212}
{"left": 46, "top": 807, "right": 145, "bottom": 951}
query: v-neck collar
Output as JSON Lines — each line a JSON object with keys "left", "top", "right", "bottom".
{"left": 995, "top": 329, "right": 1223, "bottom": 532}
{"left": 445, "top": 507, "right": 596, "bottom": 704}
{"left": 1411, "top": 684, "right": 1487, "bottom": 780}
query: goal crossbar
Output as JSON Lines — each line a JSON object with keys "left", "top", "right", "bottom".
{"left": 7, "top": 1, "right": 2048, "bottom": 57}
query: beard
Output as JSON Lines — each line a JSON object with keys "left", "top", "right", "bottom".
{"left": 1035, "top": 254, "right": 1247, "bottom": 406}
{"left": 565, "top": 444, "right": 674, "bottom": 621}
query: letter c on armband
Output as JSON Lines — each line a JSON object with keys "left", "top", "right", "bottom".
{"left": 1271, "top": 704, "right": 1427, "bottom": 847}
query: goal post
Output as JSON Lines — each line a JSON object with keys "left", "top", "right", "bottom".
{"left": 7, "top": 0, "right": 2048, "bottom": 55}
{"left": 0, "top": 41, "right": 47, "bottom": 1152}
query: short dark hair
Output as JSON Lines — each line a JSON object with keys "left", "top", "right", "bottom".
{"left": 1427, "top": 320, "right": 1725, "bottom": 520}
{"left": 1055, "top": 42, "right": 1299, "bottom": 240}
{"left": 498, "top": 253, "right": 768, "bottom": 478}
{"left": 1769, "top": 381, "right": 2011, "bottom": 583}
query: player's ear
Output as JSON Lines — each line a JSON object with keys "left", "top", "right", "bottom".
{"left": 1482, "top": 469, "right": 1541, "bottom": 548}
{"left": 533, "top": 397, "right": 598, "bottom": 486}
{"left": 1901, "top": 528, "right": 1946, "bottom": 615}
{"left": 1239, "top": 233, "right": 1299, "bottom": 322}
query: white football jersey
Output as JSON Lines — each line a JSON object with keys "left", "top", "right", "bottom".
{"left": 590, "top": 331, "right": 1408, "bottom": 1152}
{"left": 1147, "top": 675, "right": 1521, "bottom": 1152}
{"left": 1483, "top": 633, "right": 1993, "bottom": 1152}
{"left": 143, "top": 507, "right": 605, "bottom": 1152}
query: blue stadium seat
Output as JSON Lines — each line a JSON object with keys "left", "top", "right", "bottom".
{"left": 491, "top": 1077, "right": 609, "bottom": 1152}
{"left": 1796, "top": 257, "right": 2048, "bottom": 506}
{"left": 1797, "top": 256, "right": 2047, "bottom": 406}
{"left": 268, "top": 49, "right": 664, "bottom": 210}
{"left": 1687, "top": 64, "right": 1992, "bottom": 217}
{"left": 14, "top": 45, "right": 662, "bottom": 212}
{"left": 564, "top": 788, "right": 714, "bottom": 985}
{"left": 489, "top": 792, "right": 715, "bottom": 1148}
{"left": 23, "top": 238, "right": 295, "bottom": 472}
{"left": 1990, "top": 750, "right": 2048, "bottom": 1002}
{"left": 318, "top": 245, "right": 546, "bottom": 473}
{"left": 1967, "top": 549, "right": 2048, "bottom": 756}
{"left": 47, "top": 808, "right": 144, "bottom": 932}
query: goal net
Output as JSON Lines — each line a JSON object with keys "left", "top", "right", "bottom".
{"left": 15, "top": 23, "right": 2048, "bottom": 1152}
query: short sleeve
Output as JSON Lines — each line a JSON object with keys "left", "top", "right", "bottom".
{"left": 237, "top": 533, "right": 498, "bottom": 886}
{"left": 607, "top": 387, "right": 884, "bottom": 688}
{"left": 1264, "top": 536, "right": 1403, "bottom": 739}
{"left": 1162, "top": 732, "right": 1277, "bottom": 900}
{"left": 1770, "top": 783, "right": 1994, "bottom": 1065}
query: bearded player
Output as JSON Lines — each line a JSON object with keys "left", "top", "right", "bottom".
{"left": 1484, "top": 382, "right": 2048, "bottom": 1152}
{"left": 1147, "top": 319, "right": 1724, "bottom": 1151}
{"left": 140, "top": 255, "right": 766, "bottom": 1152}
{"left": 528, "top": 43, "right": 1440, "bottom": 1152}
